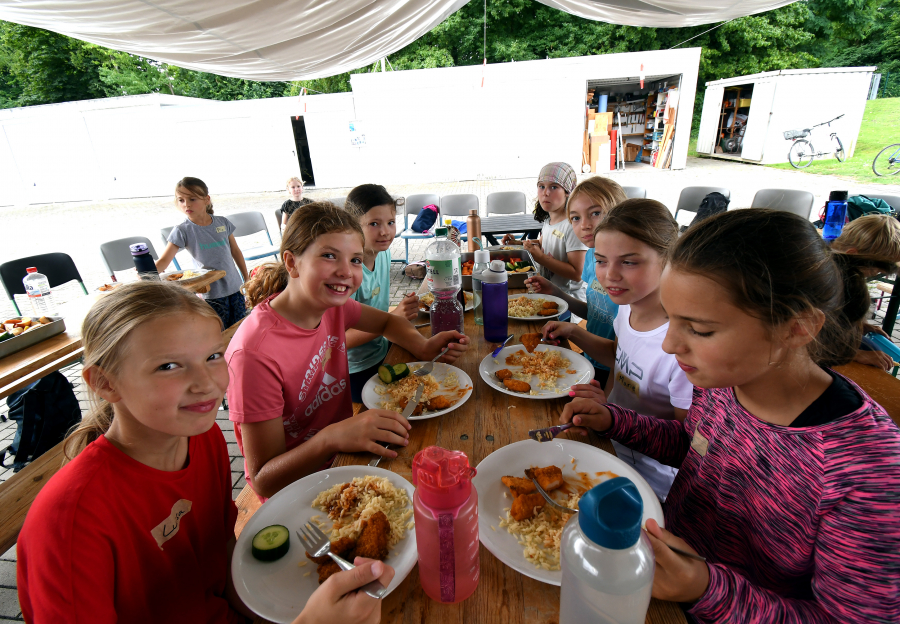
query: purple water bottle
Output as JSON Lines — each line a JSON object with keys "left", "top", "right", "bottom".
{"left": 130, "top": 243, "right": 159, "bottom": 280}
{"left": 480, "top": 260, "right": 508, "bottom": 343}
{"left": 822, "top": 190, "right": 848, "bottom": 241}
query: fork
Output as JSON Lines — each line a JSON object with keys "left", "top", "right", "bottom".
{"left": 296, "top": 523, "right": 389, "bottom": 599}
{"left": 415, "top": 345, "right": 449, "bottom": 377}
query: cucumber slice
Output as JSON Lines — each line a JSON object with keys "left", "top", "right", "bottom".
{"left": 392, "top": 363, "right": 410, "bottom": 381}
{"left": 0, "top": 331, "right": 10, "bottom": 343}
{"left": 378, "top": 364, "right": 397, "bottom": 384}
{"left": 251, "top": 525, "right": 290, "bottom": 562}
{"left": 505, "top": 262, "right": 516, "bottom": 271}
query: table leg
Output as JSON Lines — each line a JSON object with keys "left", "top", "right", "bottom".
{"left": 882, "top": 288, "right": 900, "bottom": 336}
{"left": 485, "top": 234, "right": 500, "bottom": 246}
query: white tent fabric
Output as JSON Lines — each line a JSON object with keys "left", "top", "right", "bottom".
{"left": 0, "top": 0, "right": 797, "bottom": 81}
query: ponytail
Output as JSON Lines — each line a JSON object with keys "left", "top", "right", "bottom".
{"left": 64, "top": 402, "right": 114, "bottom": 462}
{"left": 244, "top": 263, "right": 290, "bottom": 308}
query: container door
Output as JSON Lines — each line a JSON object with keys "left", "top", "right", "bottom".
{"left": 696, "top": 85, "right": 724, "bottom": 154}
{"left": 740, "top": 82, "right": 777, "bottom": 161}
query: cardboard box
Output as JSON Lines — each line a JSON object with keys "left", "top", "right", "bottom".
{"left": 590, "top": 133, "right": 610, "bottom": 146}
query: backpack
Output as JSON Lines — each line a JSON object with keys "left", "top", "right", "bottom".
{"left": 411, "top": 205, "right": 439, "bottom": 233}
{"left": 1, "top": 371, "right": 81, "bottom": 472}
{"left": 847, "top": 195, "right": 894, "bottom": 221}
{"left": 686, "top": 192, "right": 730, "bottom": 231}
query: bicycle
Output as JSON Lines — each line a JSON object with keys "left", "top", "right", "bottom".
{"left": 873, "top": 143, "right": 900, "bottom": 176}
{"left": 783, "top": 114, "right": 846, "bottom": 169}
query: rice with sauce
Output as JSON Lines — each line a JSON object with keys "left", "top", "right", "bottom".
{"left": 311, "top": 475, "right": 413, "bottom": 550}
{"left": 505, "top": 349, "right": 572, "bottom": 391}
{"left": 374, "top": 364, "right": 467, "bottom": 412}
{"left": 507, "top": 296, "right": 548, "bottom": 318}
{"left": 499, "top": 491, "right": 582, "bottom": 571}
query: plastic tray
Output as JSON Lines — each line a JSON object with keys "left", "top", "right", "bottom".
{"left": 0, "top": 317, "right": 67, "bottom": 360}
{"left": 461, "top": 249, "right": 537, "bottom": 290}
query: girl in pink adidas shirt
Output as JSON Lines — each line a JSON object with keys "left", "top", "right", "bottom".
{"left": 227, "top": 202, "right": 468, "bottom": 500}
{"left": 563, "top": 209, "right": 900, "bottom": 623}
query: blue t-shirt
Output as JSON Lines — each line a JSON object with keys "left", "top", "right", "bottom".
{"left": 347, "top": 251, "right": 391, "bottom": 373}
{"left": 581, "top": 248, "right": 618, "bottom": 370}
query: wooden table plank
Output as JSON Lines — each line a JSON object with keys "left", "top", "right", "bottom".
{"left": 835, "top": 361, "right": 900, "bottom": 427}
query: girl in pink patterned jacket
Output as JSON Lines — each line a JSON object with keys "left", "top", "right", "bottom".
{"left": 562, "top": 208, "right": 900, "bottom": 623}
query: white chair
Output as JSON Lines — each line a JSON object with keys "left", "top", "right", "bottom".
{"left": 751, "top": 189, "right": 815, "bottom": 220}
{"left": 622, "top": 186, "right": 647, "bottom": 199}
{"left": 674, "top": 187, "right": 731, "bottom": 228}
{"left": 227, "top": 211, "right": 281, "bottom": 261}
{"left": 398, "top": 194, "right": 440, "bottom": 264}
{"left": 99, "top": 236, "right": 158, "bottom": 282}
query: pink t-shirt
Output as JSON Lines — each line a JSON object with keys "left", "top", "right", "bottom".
{"left": 226, "top": 293, "right": 362, "bottom": 497}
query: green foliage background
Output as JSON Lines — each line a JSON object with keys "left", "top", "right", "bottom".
{"left": 1, "top": 0, "right": 898, "bottom": 112}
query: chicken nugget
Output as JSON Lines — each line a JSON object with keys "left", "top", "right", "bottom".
{"left": 398, "top": 395, "right": 424, "bottom": 416}
{"left": 520, "top": 333, "right": 542, "bottom": 353}
{"left": 539, "top": 308, "right": 559, "bottom": 316}
{"left": 503, "top": 378, "right": 531, "bottom": 393}
{"left": 525, "top": 465, "right": 564, "bottom": 492}
{"left": 496, "top": 369, "right": 513, "bottom": 381}
{"left": 317, "top": 560, "right": 341, "bottom": 584}
{"left": 425, "top": 395, "right": 453, "bottom": 411}
{"left": 306, "top": 536, "right": 357, "bottom": 565}
{"left": 351, "top": 511, "right": 391, "bottom": 561}
{"left": 510, "top": 493, "right": 546, "bottom": 522}
{"left": 541, "top": 301, "right": 558, "bottom": 310}
{"left": 501, "top": 476, "right": 536, "bottom": 497}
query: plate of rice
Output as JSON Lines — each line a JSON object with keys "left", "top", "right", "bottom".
{"left": 418, "top": 291, "right": 474, "bottom": 314}
{"left": 472, "top": 439, "right": 664, "bottom": 586}
{"left": 361, "top": 362, "right": 473, "bottom": 420}
{"left": 507, "top": 294, "right": 568, "bottom": 320}
{"left": 479, "top": 344, "right": 593, "bottom": 399}
{"left": 232, "top": 466, "right": 417, "bottom": 623}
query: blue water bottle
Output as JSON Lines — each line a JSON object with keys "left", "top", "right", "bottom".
{"left": 480, "top": 260, "right": 508, "bottom": 343}
{"left": 822, "top": 190, "right": 848, "bottom": 241}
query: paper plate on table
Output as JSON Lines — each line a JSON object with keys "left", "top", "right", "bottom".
{"left": 231, "top": 465, "right": 418, "bottom": 624}
{"left": 480, "top": 344, "right": 592, "bottom": 400}
{"left": 417, "top": 291, "right": 474, "bottom": 315}
{"left": 473, "top": 438, "right": 664, "bottom": 586}
{"left": 362, "top": 362, "right": 473, "bottom": 420}
{"left": 507, "top": 293, "right": 568, "bottom": 321}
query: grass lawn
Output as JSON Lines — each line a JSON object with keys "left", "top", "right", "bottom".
{"left": 768, "top": 97, "right": 900, "bottom": 184}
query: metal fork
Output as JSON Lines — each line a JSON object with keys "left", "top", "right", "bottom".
{"left": 415, "top": 345, "right": 449, "bottom": 377}
{"left": 296, "top": 523, "right": 389, "bottom": 599}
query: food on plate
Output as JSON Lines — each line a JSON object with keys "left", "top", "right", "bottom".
{"left": 520, "top": 333, "right": 542, "bottom": 353}
{"left": 539, "top": 308, "right": 560, "bottom": 317}
{"left": 251, "top": 524, "right": 291, "bottom": 562}
{"left": 503, "top": 379, "right": 532, "bottom": 393}
{"left": 398, "top": 395, "right": 424, "bottom": 416}
{"left": 165, "top": 272, "right": 184, "bottom": 281}
{"left": 425, "top": 395, "right": 453, "bottom": 411}
{"left": 419, "top": 291, "right": 473, "bottom": 310}
{"left": 306, "top": 536, "right": 357, "bottom": 565}
{"left": 501, "top": 475, "right": 536, "bottom": 497}
{"left": 462, "top": 260, "right": 474, "bottom": 276}
{"left": 502, "top": 348, "right": 573, "bottom": 393}
{"left": 526, "top": 466, "right": 564, "bottom": 492}
{"left": 378, "top": 363, "right": 410, "bottom": 384}
{"left": 97, "top": 283, "right": 119, "bottom": 292}
{"left": 495, "top": 369, "right": 513, "bottom": 381}
{"left": 353, "top": 510, "right": 391, "bottom": 561}
{"left": 541, "top": 302, "right": 558, "bottom": 310}
{"left": 1, "top": 316, "right": 54, "bottom": 338}
{"left": 317, "top": 560, "right": 341, "bottom": 583}
{"left": 510, "top": 492, "right": 547, "bottom": 522}
{"left": 375, "top": 363, "right": 469, "bottom": 415}
{"left": 508, "top": 296, "right": 557, "bottom": 318}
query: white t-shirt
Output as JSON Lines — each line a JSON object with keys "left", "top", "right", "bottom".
{"left": 539, "top": 219, "right": 587, "bottom": 320}
{"left": 608, "top": 305, "right": 693, "bottom": 501}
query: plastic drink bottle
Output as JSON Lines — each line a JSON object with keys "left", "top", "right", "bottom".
{"left": 130, "top": 243, "right": 159, "bottom": 280}
{"left": 560, "top": 477, "right": 655, "bottom": 624}
{"left": 412, "top": 446, "right": 480, "bottom": 604}
{"left": 472, "top": 250, "right": 491, "bottom": 326}
{"left": 22, "top": 268, "right": 56, "bottom": 316}
{"left": 822, "top": 190, "right": 849, "bottom": 241}
{"left": 426, "top": 228, "right": 464, "bottom": 335}
{"left": 480, "top": 260, "right": 509, "bottom": 343}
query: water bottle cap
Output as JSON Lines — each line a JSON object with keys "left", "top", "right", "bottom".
{"left": 435, "top": 227, "right": 449, "bottom": 237}
{"left": 129, "top": 243, "right": 150, "bottom": 255}
{"left": 474, "top": 250, "right": 490, "bottom": 263}
{"left": 469, "top": 209, "right": 478, "bottom": 216}
{"left": 412, "top": 446, "right": 476, "bottom": 509}
{"left": 829, "top": 190, "right": 848, "bottom": 201}
{"left": 578, "top": 477, "right": 643, "bottom": 549}
{"left": 25, "top": 267, "right": 37, "bottom": 274}
{"left": 489, "top": 260, "right": 505, "bottom": 272}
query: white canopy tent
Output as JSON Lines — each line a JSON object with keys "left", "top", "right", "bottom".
{"left": 0, "top": 0, "right": 797, "bottom": 81}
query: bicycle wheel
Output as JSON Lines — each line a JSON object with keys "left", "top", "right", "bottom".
{"left": 873, "top": 143, "right": 900, "bottom": 177}
{"left": 832, "top": 135, "right": 845, "bottom": 162}
{"left": 789, "top": 140, "right": 814, "bottom": 169}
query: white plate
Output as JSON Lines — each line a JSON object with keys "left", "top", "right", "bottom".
{"left": 418, "top": 292, "right": 474, "bottom": 315}
{"left": 231, "top": 466, "right": 418, "bottom": 623}
{"left": 160, "top": 268, "right": 210, "bottom": 281}
{"left": 507, "top": 293, "right": 568, "bottom": 321}
{"left": 361, "top": 362, "right": 473, "bottom": 420}
{"left": 479, "top": 344, "right": 593, "bottom": 400}
{"left": 472, "top": 438, "right": 665, "bottom": 586}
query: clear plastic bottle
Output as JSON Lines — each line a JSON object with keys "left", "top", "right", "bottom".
{"left": 426, "top": 227, "right": 464, "bottom": 335}
{"left": 22, "top": 268, "right": 56, "bottom": 316}
{"left": 560, "top": 477, "right": 655, "bottom": 624}
{"left": 412, "top": 446, "right": 480, "bottom": 604}
{"left": 480, "top": 260, "right": 509, "bottom": 343}
{"left": 472, "top": 250, "right": 491, "bottom": 326}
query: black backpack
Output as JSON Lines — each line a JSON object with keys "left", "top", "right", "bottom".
{"left": 2, "top": 371, "right": 81, "bottom": 472}
{"left": 686, "top": 192, "right": 730, "bottom": 231}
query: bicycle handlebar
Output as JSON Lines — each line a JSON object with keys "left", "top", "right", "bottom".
{"left": 812, "top": 114, "right": 845, "bottom": 129}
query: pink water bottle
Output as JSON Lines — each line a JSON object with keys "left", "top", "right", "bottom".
{"left": 412, "top": 446, "right": 480, "bottom": 603}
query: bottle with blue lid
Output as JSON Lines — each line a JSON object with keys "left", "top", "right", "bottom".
{"left": 559, "top": 477, "right": 654, "bottom": 624}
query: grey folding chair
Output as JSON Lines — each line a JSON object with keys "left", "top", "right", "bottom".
{"left": 388, "top": 195, "right": 406, "bottom": 264}
{"left": 674, "top": 186, "right": 731, "bottom": 228}
{"left": 622, "top": 186, "right": 647, "bottom": 199}
{"left": 0, "top": 253, "right": 88, "bottom": 315}
{"left": 275, "top": 208, "right": 283, "bottom": 233}
{"left": 99, "top": 236, "right": 158, "bottom": 282}
{"left": 227, "top": 211, "right": 280, "bottom": 261}
{"left": 439, "top": 194, "right": 480, "bottom": 245}
{"left": 485, "top": 192, "right": 527, "bottom": 216}
{"left": 160, "top": 226, "right": 183, "bottom": 271}
{"left": 866, "top": 194, "right": 900, "bottom": 213}
{"left": 751, "top": 189, "right": 815, "bottom": 220}
{"left": 399, "top": 194, "right": 440, "bottom": 264}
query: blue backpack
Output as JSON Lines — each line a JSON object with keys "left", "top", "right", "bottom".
{"left": 411, "top": 204, "right": 439, "bottom": 233}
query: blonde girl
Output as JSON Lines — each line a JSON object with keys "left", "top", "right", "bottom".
{"left": 156, "top": 176, "right": 249, "bottom": 328}
{"left": 526, "top": 176, "right": 627, "bottom": 386}
{"left": 542, "top": 199, "right": 692, "bottom": 500}
{"left": 17, "top": 281, "right": 394, "bottom": 623}
{"left": 281, "top": 175, "right": 313, "bottom": 228}
{"left": 227, "top": 202, "right": 468, "bottom": 501}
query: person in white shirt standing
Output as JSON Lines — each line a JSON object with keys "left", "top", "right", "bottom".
{"left": 541, "top": 198, "right": 692, "bottom": 500}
